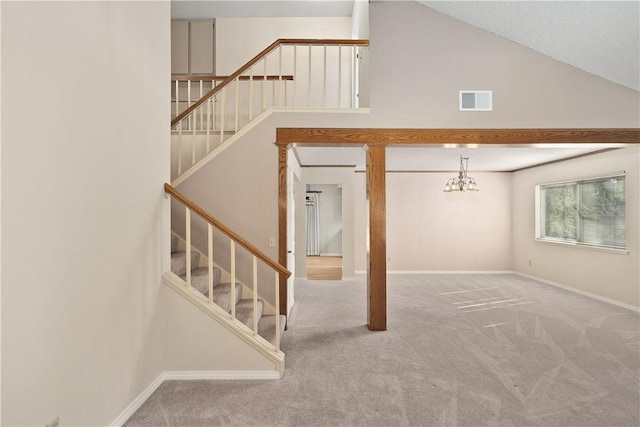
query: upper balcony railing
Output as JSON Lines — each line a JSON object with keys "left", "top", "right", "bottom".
{"left": 170, "top": 39, "right": 369, "bottom": 184}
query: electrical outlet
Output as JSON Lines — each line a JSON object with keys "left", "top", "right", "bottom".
{"left": 268, "top": 237, "right": 276, "bottom": 248}
{"left": 46, "top": 416, "right": 60, "bottom": 427}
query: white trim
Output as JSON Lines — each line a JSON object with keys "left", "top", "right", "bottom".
{"left": 163, "top": 370, "right": 280, "bottom": 380}
{"left": 387, "top": 270, "right": 514, "bottom": 275}
{"left": 109, "top": 373, "right": 165, "bottom": 427}
{"left": 534, "top": 238, "right": 629, "bottom": 255}
{"left": 110, "top": 370, "right": 280, "bottom": 426}
{"left": 319, "top": 253, "right": 342, "bottom": 257}
{"left": 514, "top": 272, "right": 639, "bottom": 313}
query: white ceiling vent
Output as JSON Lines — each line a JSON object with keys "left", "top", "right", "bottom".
{"left": 459, "top": 90, "right": 492, "bottom": 111}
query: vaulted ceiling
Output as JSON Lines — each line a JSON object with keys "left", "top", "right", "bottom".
{"left": 172, "top": 0, "right": 639, "bottom": 91}
{"left": 172, "top": 1, "right": 638, "bottom": 171}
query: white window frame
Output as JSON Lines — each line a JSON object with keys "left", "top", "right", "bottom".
{"left": 535, "top": 172, "right": 628, "bottom": 254}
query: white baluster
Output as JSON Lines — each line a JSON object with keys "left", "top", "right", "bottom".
{"left": 234, "top": 77, "right": 240, "bottom": 132}
{"left": 279, "top": 45, "right": 284, "bottom": 106}
{"left": 262, "top": 59, "right": 267, "bottom": 112}
{"left": 323, "top": 44, "right": 327, "bottom": 107}
{"left": 174, "top": 80, "right": 179, "bottom": 117}
{"left": 338, "top": 45, "right": 342, "bottom": 108}
{"left": 208, "top": 223, "right": 213, "bottom": 304}
{"left": 275, "top": 271, "right": 280, "bottom": 352}
{"left": 212, "top": 82, "right": 217, "bottom": 132}
{"left": 185, "top": 207, "right": 191, "bottom": 288}
{"left": 307, "top": 45, "right": 312, "bottom": 106}
{"left": 249, "top": 67, "right": 254, "bottom": 121}
{"left": 199, "top": 80, "right": 204, "bottom": 130}
{"left": 253, "top": 256, "right": 258, "bottom": 335}
{"left": 177, "top": 122, "right": 183, "bottom": 176}
{"left": 206, "top": 96, "right": 211, "bottom": 153}
{"left": 351, "top": 46, "right": 355, "bottom": 108}
{"left": 230, "top": 240, "right": 236, "bottom": 319}
{"left": 220, "top": 88, "right": 226, "bottom": 143}
{"left": 293, "top": 45, "right": 297, "bottom": 108}
{"left": 191, "top": 110, "right": 196, "bottom": 166}
{"left": 187, "top": 81, "right": 192, "bottom": 130}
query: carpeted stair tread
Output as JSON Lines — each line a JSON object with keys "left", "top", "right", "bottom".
{"left": 235, "top": 299, "right": 264, "bottom": 329}
{"left": 258, "top": 315, "right": 287, "bottom": 346}
{"left": 205, "top": 282, "right": 243, "bottom": 312}
{"left": 180, "top": 267, "right": 221, "bottom": 295}
{"left": 171, "top": 251, "right": 200, "bottom": 276}
{"left": 171, "top": 235, "right": 179, "bottom": 252}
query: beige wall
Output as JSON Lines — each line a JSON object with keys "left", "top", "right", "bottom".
{"left": 163, "top": 287, "right": 277, "bottom": 371}
{"left": 354, "top": 171, "right": 513, "bottom": 272}
{"left": 1, "top": 1, "right": 170, "bottom": 425}
{"left": 215, "top": 17, "right": 352, "bottom": 74}
{"left": 368, "top": 1, "right": 639, "bottom": 127}
{"left": 512, "top": 147, "right": 640, "bottom": 307}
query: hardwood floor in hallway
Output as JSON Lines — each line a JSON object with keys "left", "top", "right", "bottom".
{"left": 306, "top": 256, "right": 342, "bottom": 280}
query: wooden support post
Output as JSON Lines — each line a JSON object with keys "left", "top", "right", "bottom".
{"left": 278, "top": 144, "right": 288, "bottom": 320}
{"left": 366, "top": 145, "right": 387, "bottom": 331}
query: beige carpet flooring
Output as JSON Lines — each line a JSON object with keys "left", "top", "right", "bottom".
{"left": 306, "top": 256, "right": 342, "bottom": 280}
{"left": 124, "top": 274, "right": 640, "bottom": 426}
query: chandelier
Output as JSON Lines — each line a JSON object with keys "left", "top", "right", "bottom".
{"left": 443, "top": 156, "right": 479, "bottom": 192}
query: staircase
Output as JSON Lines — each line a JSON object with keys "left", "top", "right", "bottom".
{"left": 170, "top": 234, "right": 286, "bottom": 347}
{"left": 164, "top": 39, "right": 369, "bottom": 377}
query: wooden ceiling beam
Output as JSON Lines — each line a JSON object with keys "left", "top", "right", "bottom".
{"left": 276, "top": 128, "right": 640, "bottom": 146}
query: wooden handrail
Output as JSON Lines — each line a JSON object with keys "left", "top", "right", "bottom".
{"left": 172, "top": 74, "right": 294, "bottom": 81}
{"left": 164, "top": 183, "right": 291, "bottom": 279}
{"left": 170, "top": 38, "right": 369, "bottom": 127}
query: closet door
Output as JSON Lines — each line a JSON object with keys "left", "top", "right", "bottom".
{"left": 189, "top": 20, "right": 215, "bottom": 74}
{"left": 171, "top": 20, "right": 189, "bottom": 74}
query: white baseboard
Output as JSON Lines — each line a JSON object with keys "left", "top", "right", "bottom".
{"left": 388, "top": 270, "right": 514, "bottom": 275}
{"left": 354, "top": 270, "right": 514, "bottom": 275}
{"left": 514, "top": 272, "right": 640, "bottom": 313}
{"left": 319, "top": 253, "right": 342, "bottom": 257}
{"left": 110, "top": 370, "right": 280, "bottom": 426}
{"left": 163, "top": 370, "right": 281, "bottom": 380}
{"left": 110, "top": 373, "right": 165, "bottom": 427}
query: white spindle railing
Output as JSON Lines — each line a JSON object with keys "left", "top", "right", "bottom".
{"left": 167, "top": 184, "right": 289, "bottom": 353}
{"left": 170, "top": 39, "right": 369, "bottom": 182}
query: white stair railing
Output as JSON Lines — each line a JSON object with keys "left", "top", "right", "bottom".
{"left": 170, "top": 39, "right": 369, "bottom": 183}
{"left": 165, "top": 183, "right": 289, "bottom": 353}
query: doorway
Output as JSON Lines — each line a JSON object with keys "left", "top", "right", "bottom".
{"left": 305, "top": 184, "right": 343, "bottom": 280}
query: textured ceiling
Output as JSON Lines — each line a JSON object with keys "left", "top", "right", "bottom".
{"left": 420, "top": 0, "right": 640, "bottom": 91}
{"left": 173, "top": 1, "right": 640, "bottom": 90}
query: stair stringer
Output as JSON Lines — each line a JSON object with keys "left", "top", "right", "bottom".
{"left": 163, "top": 271, "right": 285, "bottom": 378}
{"left": 171, "top": 107, "right": 370, "bottom": 187}
{"left": 170, "top": 231, "right": 278, "bottom": 315}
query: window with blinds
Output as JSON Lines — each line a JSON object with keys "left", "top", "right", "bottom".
{"left": 536, "top": 174, "right": 626, "bottom": 250}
